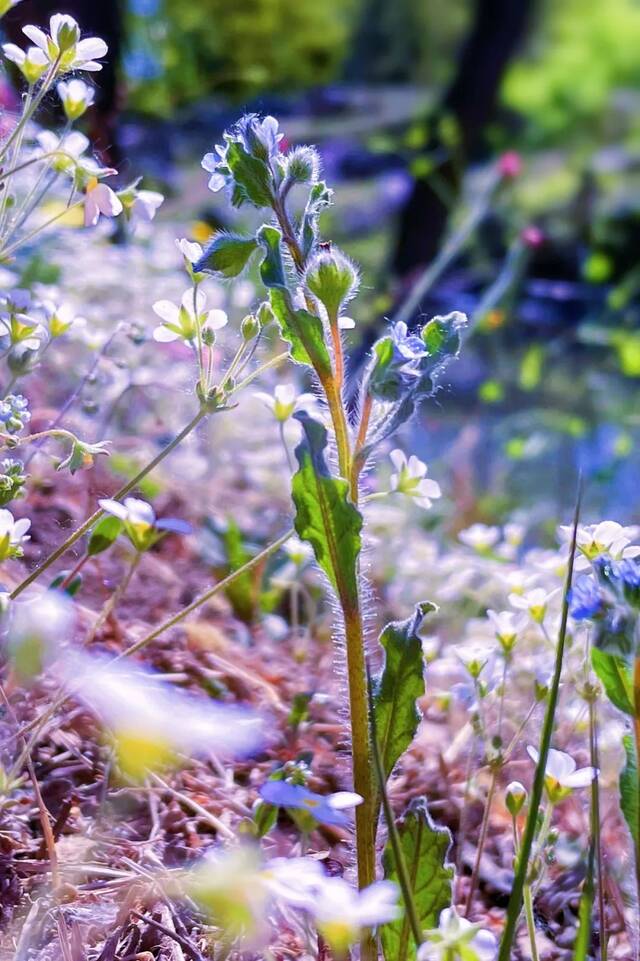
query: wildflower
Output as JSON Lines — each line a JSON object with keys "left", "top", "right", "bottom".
{"left": 304, "top": 248, "right": 359, "bottom": 317}
{"left": 2, "top": 42, "right": 47, "bottom": 82}
{"left": 561, "top": 521, "right": 640, "bottom": 571}
{"left": 152, "top": 288, "right": 227, "bottom": 344}
{"left": 389, "top": 449, "right": 441, "bottom": 510}
{"left": 7, "top": 591, "right": 73, "bottom": 681}
{"left": 418, "top": 907, "right": 497, "bottom": 961}
{"left": 36, "top": 129, "right": 89, "bottom": 173}
{"left": 56, "top": 78, "right": 94, "bottom": 120}
{"left": 261, "top": 856, "right": 325, "bottom": 909}
{"left": 98, "top": 496, "right": 190, "bottom": 552}
{"left": 59, "top": 652, "right": 264, "bottom": 778}
{"left": 83, "top": 177, "right": 123, "bottom": 227}
{"left": 509, "top": 587, "right": 558, "bottom": 624}
{"left": 41, "top": 300, "right": 85, "bottom": 338}
{"left": 505, "top": 781, "right": 527, "bottom": 817}
{"left": 609, "top": 557, "right": 640, "bottom": 610}
{"left": 259, "top": 780, "right": 362, "bottom": 828}
{"left": 22, "top": 15, "right": 108, "bottom": 74}
{"left": 0, "top": 394, "right": 30, "bottom": 434}
{"left": 458, "top": 523, "right": 501, "bottom": 553}
{"left": 176, "top": 237, "right": 203, "bottom": 264}
{"left": 119, "top": 185, "right": 164, "bottom": 224}
{"left": 254, "top": 383, "right": 315, "bottom": 422}
{"left": 486, "top": 609, "right": 527, "bottom": 653}
{"left": 0, "top": 458, "right": 26, "bottom": 506}
{"left": 57, "top": 438, "right": 110, "bottom": 474}
{"left": 455, "top": 639, "right": 495, "bottom": 679}
{"left": 312, "top": 878, "right": 400, "bottom": 956}
{"left": 0, "top": 508, "right": 30, "bottom": 561}
{"left": 569, "top": 576, "right": 605, "bottom": 621}
{"left": 202, "top": 114, "right": 282, "bottom": 199}
{"left": 527, "top": 745, "right": 596, "bottom": 802}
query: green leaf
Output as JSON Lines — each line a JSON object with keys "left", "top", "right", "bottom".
{"left": 196, "top": 233, "right": 258, "bottom": 278}
{"left": 257, "top": 225, "right": 288, "bottom": 288}
{"left": 291, "top": 412, "right": 361, "bottom": 609}
{"left": 373, "top": 601, "right": 436, "bottom": 780}
{"left": 620, "top": 734, "right": 639, "bottom": 848}
{"left": 381, "top": 800, "right": 453, "bottom": 961}
{"left": 591, "top": 648, "right": 633, "bottom": 715}
{"left": 88, "top": 515, "right": 123, "bottom": 556}
{"left": 225, "top": 140, "right": 273, "bottom": 208}
{"left": 269, "top": 287, "right": 332, "bottom": 377}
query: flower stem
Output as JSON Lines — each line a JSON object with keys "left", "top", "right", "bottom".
{"left": 523, "top": 884, "right": 540, "bottom": 961}
{"left": 464, "top": 764, "right": 499, "bottom": 916}
{"left": 497, "top": 483, "right": 581, "bottom": 961}
{"left": 84, "top": 551, "right": 141, "bottom": 645}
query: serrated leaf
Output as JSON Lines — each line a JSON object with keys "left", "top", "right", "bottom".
{"left": 373, "top": 601, "right": 435, "bottom": 780}
{"left": 591, "top": 647, "right": 633, "bottom": 715}
{"left": 195, "top": 233, "right": 258, "bottom": 278}
{"left": 87, "top": 515, "right": 123, "bottom": 556}
{"left": 620, "top": 734, "right": 639, "bottom": 848}
{"left": 225, "top": 141, "right": 273, "bottom": 208}
{"left": 291, "top": 412, "right": 361, "bottom": 609}
{"left": 382, "top": 800, "right": 453, "bottom": 961}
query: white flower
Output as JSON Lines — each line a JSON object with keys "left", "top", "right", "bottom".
{"left": 0, "top": 508, "right": 30, "bottom": 560}
{"left": 152, "top": 288, "right": 227, "bottom": 344}
{"left": 486, "top": 609, "right": 527, "bottom": 651}
{"left": 99, "top": 496, "right": 190, "bottom": 552}
{"left": 130, "top": 189, "right": 164, "bottom": 223}
{"left": 84, "top": 178, "right": 123, "bottom": 227}
{"left": 23, "top": 15, "right": 108, "bottom": 73}
{"left": 458, "top": 523, "right": 501, "bottom": 552}
{"left": 254, "top": 383, "right": 315, "bottom": 422}
{"left": 176, "top": 237, "right": 203, "bottom": 263}
{"left": 36, "top": 129, "right": 89, "bottom": 172}
{"left": 389, "top": 449, "right": 441, "bottom": 510}
{"left": 312, "top": 878, "right": 400, "bottom": 953}
{"left": 56, "top": 78, "right": 95, "bottom": 120}
{"left": 58, "top": 651, "right": 264, "bottom": 770}
{"left": 527, "top": 745, "right": 596, "bottom": 799}
{"left": 559, "top": 520, "right": 640, "bottom": 571}
{"left": 509, "top": 587, "right": 558, "bottom": 624}
{"left": 418, "top": 907, "right": 497, "bottom": 961}
{"left": 261, "top": 856, "right": 325, "bottom": 909}
{"left": 7, "top": 591, "right": 74, "bottom": 679}
{"left": 3, "top": 42, "right": 47, "bottom": 82}
{"left": 41, "top": 300, "right": 85, "bottom": 338}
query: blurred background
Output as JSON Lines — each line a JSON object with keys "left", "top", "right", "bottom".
{"left": 4, "top": 0, "right": 640, "bottom": 527}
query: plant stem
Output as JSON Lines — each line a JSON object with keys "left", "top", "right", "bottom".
{"left": 118, "top": 528, "right": 293, "bottom": 659}
{"left": 350, "top": 394, "right": 373, "bottom": 502}
{"left": 523, "top": 884, "right": 540, "bottom": 961}
{"left": 84, "top": 551, "right": 141, "bottom": 645}
{"left": 464, "top": 764, "right": 499, "bottom": 916}
{"left": 497, "top": 484, "right": 581, "bottom": 961}
{"left": 10, "top": 407, "right": 207, "bottom": 599}
{"left": 320, "top": 371, "right": 352, "bottom": 480}
{"left": 633, "top": 655, "right": 640, "bottom": 919}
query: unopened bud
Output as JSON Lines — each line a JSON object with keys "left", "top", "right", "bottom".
{"left": 241, "top": 313, "right": 260, "bottom": 341}
{"left": 505, "top": 780, "right": 527, "bottom": 817}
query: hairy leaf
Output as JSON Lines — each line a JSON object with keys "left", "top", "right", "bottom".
{"left": 257, "top": 225, "right": 287, "bottom": 288}
{"left": 373, "top": 601, "right": 436, "bottom": 779}
{"left": 225, "top": 140, "right": 273, "bottom": 208}
{"left": 291, "top": 412, "right": 361, "bottom": 609}
{"left": 591, "top": 648, "right": 633, "bottom": 715}
{"left": 620, "top": 734, "right": 639, "bottom": 848}
{"left": 195, "top": 233, "right": 258, "bottom": 278}
{"left": 269, "top": 287, "right": 332, "bottom": 377}
{"left": 381, "top": 800, "right": 453, "bottom": 961}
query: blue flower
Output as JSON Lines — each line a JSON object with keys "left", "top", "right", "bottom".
{"left": 569, "top": 577, "right": 605, "bottom": 621}
{"left": 259, "top": 781, "right": 361, "bottom": 828}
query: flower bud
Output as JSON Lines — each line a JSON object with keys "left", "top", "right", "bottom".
{"left": 256, "top": 300, "right": 275, "bottom": 328}
{"left": 285, "top": 146, "right": 320, "bottom": 184}
{"left": 241, "top": 313, "right": 260, "bottom": 342}
{"left": 304, "top": 248, "right": 359, "bottom": 317}
{"left": 505, "top": 781, "right": 527, "bottom": 817}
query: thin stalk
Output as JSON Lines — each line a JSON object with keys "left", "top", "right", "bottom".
{"left": 497, "top": 483, "right": 582, "bottom": 961}
{"left": 523, "top": 884, "right": 540, "bottom": 961}
{"left": 464, "top": 764, "right": 499, "bottom": 916}
{"left": 573, "top": 696, "right": 604, "bottom": 961}
{"left": 84, "top": 551, "right": 141, "bottom": 645}
{"left": 10, "top": 407, "right": 208, "bottom": 598}
{"left": 0, "top": 199, "right": 84, "bottom": 259}
{"left": 319, "top": 371, "right": 352, "bottom": 480}
{"left": 118, "top": 528, "right": 293, "bottom": 659}
{"left": 633, "top": 655, "right": 640, "bottom": 918}
{"left": 367, "top": 664, "right": 422, "bottom": 956}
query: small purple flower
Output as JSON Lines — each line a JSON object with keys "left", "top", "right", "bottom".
{"left": 569, "top": 577, "right": 605, "bottom": 621}
{"left": 259, "top": 781, "right": 361, "bottom": 827}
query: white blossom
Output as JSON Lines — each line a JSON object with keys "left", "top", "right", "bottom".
{"left": 389, "top": 449, "right": 441, "bottom": 510}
